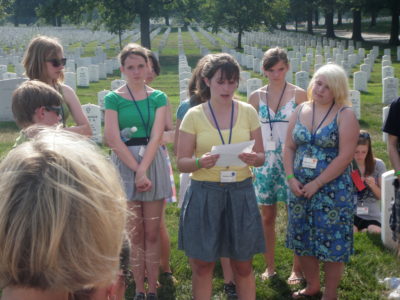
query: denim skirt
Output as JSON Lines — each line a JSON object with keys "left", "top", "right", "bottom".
{"left": 111, "top": 146, "right": 172, "bottom": 202}
{"left": 178, "top": 178, "right": 265, "bottom": 262}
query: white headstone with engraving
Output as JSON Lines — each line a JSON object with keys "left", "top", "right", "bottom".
{"left": 64, "top": 72, "right": 77, "bottom": 91}
{"left": 111, "top": 79, "right": 126, "bottom": 91}
{"left": 0, "top": 78, "right": 27, "bottom": 121}
{"left": 239, "top": 71, "right": 251, "bottom": 93}
{"left": 247, "top": 78, "right": 262, "bottom": 98}
{"left": 82, "top": 104, "right": 102, "bottom": 143}
{"left": 76, "top": 67, "right": 89, "bottom": 87}
{"left": 353, "top": 71, "right": 367, "bottom": 92}
{"left": 295, "top": 71, "right": 309, "bottom": 91}
{"left": 349, "top": 90, "right": 360, "bottom": 119}
{"left": 382, "top": 77, "right": 399, "bottom": 105}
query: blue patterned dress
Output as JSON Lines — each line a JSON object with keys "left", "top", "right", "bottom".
{"left": 286, "top": 106, "right": 354, "bottom": 262}
{"left": 254, "top": 96, "right": 297, "bottom": 205}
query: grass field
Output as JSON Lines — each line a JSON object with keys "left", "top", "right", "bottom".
{"left": 1, "top": 26, "right": 400, "bottom": 299}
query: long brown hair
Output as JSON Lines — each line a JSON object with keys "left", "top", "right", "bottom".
{"left": 22, "top": 35, "right": 64, "bottom": 84}
{"left": 358, "top": 130, "right": 375, "bottom": 176}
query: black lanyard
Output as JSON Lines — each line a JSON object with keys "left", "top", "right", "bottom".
{"left": 311, "top": 101, "right": 335, "bottom": 145}
{"left": 126, "top": 85, "right": 150, "bottom": 140}
{"left": 266, "top": 82, "right": 287, "bottom": 139}
{"left": 208, "top": 100, "right": 234, "bottom": 145}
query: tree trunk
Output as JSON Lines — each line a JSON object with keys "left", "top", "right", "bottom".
{"left": 337, "top": 9, "right": 342, "bottom": 26}
{"left": 315, "top": 9, "right": 319, "bottom": 26}
{"left": 307, "top": 6, "right": 313, "bottom": 34}
{"left": 351, "top": 9, "right": 363, "bottom": 41}
{"left": 140, "top": 12, "right": 151, "bottom": 49}
{"left": 389, "top": 2, "right": 400, "bottom": 45}
{"left": 118, "top": 27, "right": 122, "bottom": 50}
{"left": 165, "top": 15, "right": 169, "bottom": 26}
{"left": 237, "top": 30, "right": 242, "bottom": 50}
{"left": 370, "top": 10, "right": 377, "bottom": 27}
{"left": 325, "top": 10, "right": 335, "bottom": 38}
{"left": 281, "top": 22, "right": 287, "bottom": 30}
{"left": 295, "top": 18, "right": 298, "bottom": 32}
{"left": 57, "top": 16, "right": 62, "bottom": 27}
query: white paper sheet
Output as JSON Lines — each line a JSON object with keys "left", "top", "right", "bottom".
{"left": 210, "top": 140, "right": 255, "bottom": 167}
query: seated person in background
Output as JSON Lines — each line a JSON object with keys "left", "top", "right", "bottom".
{"left": 353, "top": 130, "right": 386, "bottom": 234}
{"left": 0, "top": 129, "right": 127, "bottom": 300}
{"left": 11, "top": 80, "right": 63, "bottom": 145}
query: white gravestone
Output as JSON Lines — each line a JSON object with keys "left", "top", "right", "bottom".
{"left": 111, "top": 79, "right": 126, "bottom": 91}
{"left": 76, "top": 67, "right": 89, "bottom": 87}
{"left": 64, "top": 72, "right": 77, "bottom": 91}
{"left": 349, "top": 90, "right": 361, "bottom": 120}
{"left": 239, "top": 71, "right": 251, "bottom": 93}
{"left": 382, "top": 60, "right": 391, "bottom": 68}
{"left": 82, "top": 104, "right": 102, "bottom": 144}
{"left": 89, "top": 65, "right": 99, "bottom": 82}
{"left": 0, "top": 78, "right": 27, "bottom": 121}
{"left": 2, "top": 72, "right": 17, "bottom": 80}
{"left": 247, "top": 78, "right": 262, "bottom": 99}
{"left": 180, "top": 90, "right": 188, "bottom": 103}
{"left": 180, "top": 78, "right": 190, "bottom": 92}
{"left": 99, "top": 63, "right": 107, "bottom": 80}
{"left": 295, "top": 71, "right": 309, "bottom": 91}
{"left": 382, "top": 66, "right": 394, "bottom": 83}
{"left": 0, "top": 65, "right": 7, "bottom": 77}
{"left": 382, "top": 77, "right": 399, "bottom": 105}
{"left": 353, "top": 71, "right": 367, "bottom": 92}
{"left": 360, "top": 64, "right": 371, "bottom": 80}
{"left": 382, "top": 106, "right": 390, "bottom": 142}
{"left": 97, "top": 90, "right": 110, "bottom": 122}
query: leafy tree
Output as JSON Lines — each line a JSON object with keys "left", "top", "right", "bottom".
{"left": 203, "top": 0, "right": 281, "bottom": 49}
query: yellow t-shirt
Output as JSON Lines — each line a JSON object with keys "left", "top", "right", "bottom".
{"left": 180, "top": 101, "right": 261, "bottom": 182}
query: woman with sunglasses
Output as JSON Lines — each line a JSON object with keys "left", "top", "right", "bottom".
{"left": 104, "top": 43, "right": 171, "bottom": 300}
{"left": 353, "top": 130, "right": 386, "bottom": 234}
{"left": 248, "top": 47, "right": 307, "bottom": 284}
{"left": 22, "top": 35, "right": 91, "bottom": 136}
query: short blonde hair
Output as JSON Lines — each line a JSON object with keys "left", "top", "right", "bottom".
{"left": 307, "top": 63, "right": 351, "bottom": 107}
{"left": 0, "top": 129, "right": 127, "bottom": 292}
{"left": 22, "top": 35, "right": 64, "bottom": 83}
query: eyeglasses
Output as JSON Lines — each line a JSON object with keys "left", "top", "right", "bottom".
{"left": 46, "top": 58, "right": 67, "bottom": 68}
{"left": 44, "top": 106, "right": 63, "bottom": 116}
{"left": 359, "top": 131, "right": 370, "bottom": 139}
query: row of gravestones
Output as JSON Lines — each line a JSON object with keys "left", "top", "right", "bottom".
{"left": 197, "top": 27, "right": 220, "bottom": 48}
{"left": 187, "top": 26, "right": 211, "bottom": 57}
{"left": 158, "top": 27, "right": 171, "bottom": 54}
{"left": 177, "top": 28, "right": 192, "bottom": 103}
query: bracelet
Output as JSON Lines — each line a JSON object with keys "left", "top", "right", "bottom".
{"left": 195, "top": 158, "right": 202, "bottom": 169}
{"left": 286, "top": 174, "right": 295, "bottom": 180}
{"left": 395, "top": 170, "right": 400, "bottom": 176}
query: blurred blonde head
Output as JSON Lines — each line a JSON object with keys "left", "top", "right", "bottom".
{"left": 0, "top": 129, "right": 127, "bottom": 292}
{"left": 307, "top": 63, "right": 351, "bottom": 107}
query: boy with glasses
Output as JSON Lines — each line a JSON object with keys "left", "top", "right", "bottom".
{"left": 11, "top": 80, "right": 63, "bottom": 146}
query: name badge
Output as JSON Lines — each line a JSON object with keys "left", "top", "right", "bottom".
{"left": 266, "top": 140, "right": 276, "bottom": 151}
{"left": 220, "top": 171, "right": 237, "bottom": 182}
{"left": 139, "top": 146, "right": 146, "bottom": 157}
{"left": 357, "top": 206, "right": 369, "bottom": 215}
{"left": 302, "top": 157, "right": 318, "bottom": 169}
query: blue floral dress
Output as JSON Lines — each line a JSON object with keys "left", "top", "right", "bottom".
{"left": 254, "top": 95, "right": 297, "bottom": 205}
{"left": 286, "top": 105, "right": 354, "bottom": 262}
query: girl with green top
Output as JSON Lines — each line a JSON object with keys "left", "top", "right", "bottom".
{"left": 104, "top": 43, "right": 171, "bottom": 300}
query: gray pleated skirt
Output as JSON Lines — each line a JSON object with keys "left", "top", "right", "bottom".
{"left": 178, "top": 178, "right": 265, "bottom": 262}
{"left": 111, "top": 146, "right": 172, "bottom": 201}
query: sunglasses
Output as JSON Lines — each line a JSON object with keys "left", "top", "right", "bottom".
{"left": 44, "top": 106, "right": 63, "bottom": 116}
{"left": 359, "top": 131, "right": 370, "bottom": 139}
{"left": 46, "top": 58, "right": 67, "bottom": 67}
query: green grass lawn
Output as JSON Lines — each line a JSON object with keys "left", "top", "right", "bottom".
{"left": 1, "top": 26, "right": 400, "bottom": 299}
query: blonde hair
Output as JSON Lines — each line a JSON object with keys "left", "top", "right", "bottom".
{"left": 307, "top": 63, "right": 351, "bottom": 107}
{"left": 22, "top": 35, "right": 64, "bottom": 84}
{"left": 0, "top": 129, "right": 127, "bottom": 292}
